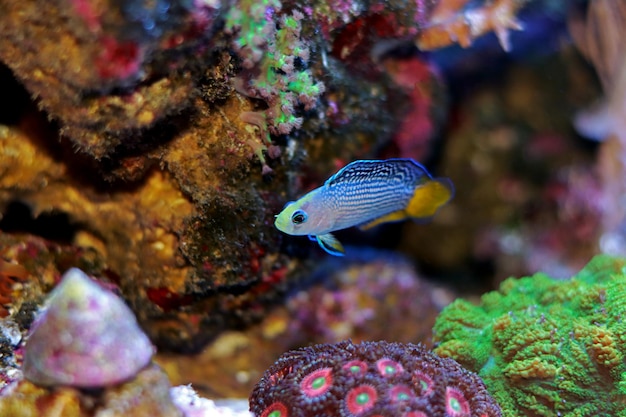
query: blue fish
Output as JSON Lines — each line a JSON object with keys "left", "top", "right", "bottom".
{"left": 274, "top": 158, "right": 454, "bottom": 255}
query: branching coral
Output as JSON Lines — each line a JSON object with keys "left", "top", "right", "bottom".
{"left": 250, "top": 340, "right": 502, "bottom": 417}
{"left": 433, "top": 255, "right": 626, "bottom": 417}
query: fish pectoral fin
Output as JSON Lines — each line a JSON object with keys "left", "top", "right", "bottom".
{"left": 308, "top": 235, "right": 317, "bottom": 242}
{"left": 316, "top": 234, "right": 345, "bottom": 256}
{"left": 406, "top": 178, "right": 454, "bottom": 219}
{"left": 358, "top": 210, "right": 407, "bottom": 231}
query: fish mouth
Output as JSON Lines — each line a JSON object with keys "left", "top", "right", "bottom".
{"left": 274, "top": 215, "right": 288, "bottom": 233}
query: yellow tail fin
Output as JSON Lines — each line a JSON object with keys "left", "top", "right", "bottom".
{"left": 406, "top": 178, "right": 454, "bottom": 218}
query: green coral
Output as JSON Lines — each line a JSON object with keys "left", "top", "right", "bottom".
{"left": 225, "top": 2, "right": 325, "bottom": 135}
{"left": 225, "top": 0, "right": 282, "bottom": 68}
{"left": 433, "top": 255, "right": 626, "bottom": 417}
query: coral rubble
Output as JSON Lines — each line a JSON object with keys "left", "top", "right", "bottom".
{"left": 433, "top": 255, "right": 626, "bottom": 417}
{"left": 250, "top": 340, "right": 502, "bottom": 417}
{"left": 0, "top": 365, "right": 182, "bottom": 417}
{"left": 0, "top": 318, "right": 22, "bottom": 391}
{"left": 170, "top": 385, "right": 251, "bottom": 417}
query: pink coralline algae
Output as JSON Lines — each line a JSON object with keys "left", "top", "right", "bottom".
{"left": 22, "top": 268, "right": 155, "bottom": 387}
{"left": 249, "top": 340, "right": 502, "bottom": 417}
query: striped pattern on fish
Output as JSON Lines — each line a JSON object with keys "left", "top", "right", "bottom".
{"left": 274, "top": 158, "right": 454, "bottom": 256}
{"left": 322, "top": 160, "right": 428, "bottom": 231}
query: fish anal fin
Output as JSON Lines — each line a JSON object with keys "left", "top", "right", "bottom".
{"left": 316, "top": 234, "right": 345, "bottom": 256}
{"left": 407, "top": 178, "right": 454, "bottom": 219}
{"left": 358, "top": 210, "right": 407, "bottom": 231}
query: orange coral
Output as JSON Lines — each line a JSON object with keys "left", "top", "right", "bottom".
{"left": 417, "top": 0, "right": 528, "bottom": 52}
{"left": 588, "top": 326, "right": 622, "bottom": 369}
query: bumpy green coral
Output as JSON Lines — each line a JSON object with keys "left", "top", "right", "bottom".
{"left": 433, "top": 255, "right": 626, "bottom": 417}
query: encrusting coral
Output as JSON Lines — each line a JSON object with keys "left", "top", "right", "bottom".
{"left": 433, "top": 255, "right": 626, "bottom": 417}
{"left": 250, "top": 340, "right": 502, "bottom": 417}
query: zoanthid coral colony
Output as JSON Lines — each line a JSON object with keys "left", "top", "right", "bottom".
{"left": 250, "top": 340, "right": 502, "bottom": 417}
{"left": 433, "top": 255, "right": 626, "bottom": 417}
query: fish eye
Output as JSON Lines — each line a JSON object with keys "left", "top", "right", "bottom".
{"left": 291, "top": 210, "right": 308, "bottom": 225}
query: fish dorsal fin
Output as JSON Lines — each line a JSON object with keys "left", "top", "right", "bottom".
{"left": 325, "top": 159, "right": 431, "bottom": 188}
{"left": 325, "top": 160, "right": 372, "bottom": 186}
{"left": 406, "top": 178, "right": 454, "bottom": 218}
{"left": 325, "top": 160, "right": 395, "bottom": 187}
{"left": 358, "top": 210, "right": 407, "bottom": 231}
{"left": 316, "top": 234, "right": 345, "bottom": 256}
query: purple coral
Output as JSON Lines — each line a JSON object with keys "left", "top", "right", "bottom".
{"left": 22, "top": 268, "right": 154, "bottom": 387}
{"left": 249, "top": 340, "right": 502, "bottom": 417}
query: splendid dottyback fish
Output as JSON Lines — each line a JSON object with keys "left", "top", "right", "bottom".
{"left": 274, "top": 158, "right": 454, "bottom": 256}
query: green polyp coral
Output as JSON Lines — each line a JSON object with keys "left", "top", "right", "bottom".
{"left": 225, "top": 2, "right": 325, "bottom": 136}
{"left": 225, "top": 0, "right": 282, "bottom": 68}
{"left": 433, "top": 255, "right": 626, "bottom": 417}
